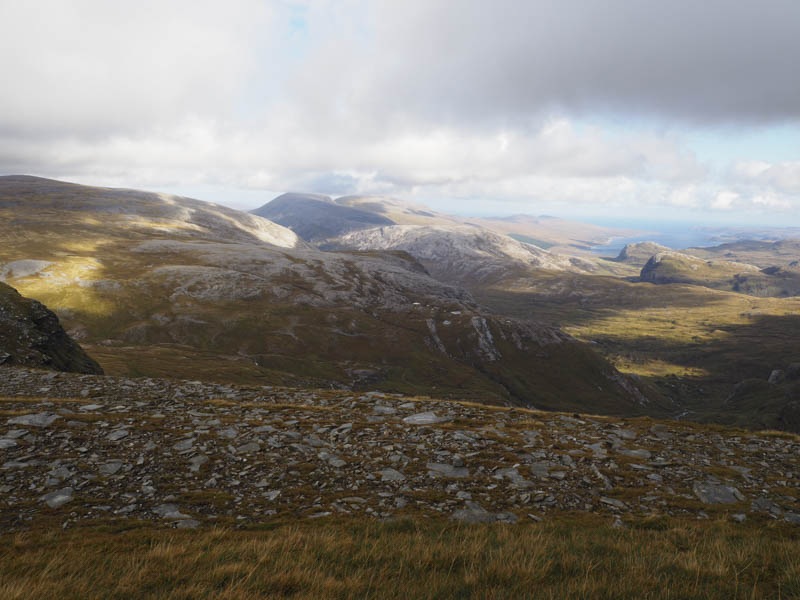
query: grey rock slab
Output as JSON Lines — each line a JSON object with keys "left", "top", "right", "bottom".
{"left": 600, "top": 497, "right": 627, "bottom": 510}
{"left": 106, "top": 429, "right": 129, "bottom": 441}
{"left": 189, "top": 455, "right": 208, "bottom": 472}
{"left": 451, "top": 506, "right": 495, "bottom": 524}
{"left": 427, "top": 463, "right": 469, "bottom": 478}
{"left": 0, "top": 439, "right": 17, "bottom": 449}
{"left": 176, "top": 519, "right": 200, "bottom": 529}
{"left": 4, "top": 429, "right": 28, "bottom": 439}
{"left": 236, "top": 442, "right": 261, "bottom": 454}
{"left": 618, "top": 448, "right": 652, "bottom": 460}
{"left": 263, "top": 490, "right": 281, "bottom": 501}
{"left": 403, "top": 412, "right": 451, "bottom": 425}
{"left": 99, "top": 461, "right": 125, "bottom": 476}
{"left": 8, "top": 413, "right": 60, "bottom": 428}
{"left": 494, "top": 468, "right": 527, "bottom": 485}
{"left": 42, "top": 487, "right": 73, "bottom": 509}
{"left": 378, "top": 468, "right": 406, "bottom": 482}
{"left": 692, "top": 482, "right": 745, "bottom": 504}
{"left": 153, "top": 503, "right": 191, "bottom": 519}
{"left": 614, "top": 428, "right": 638, "bottom": 440}
{"left": 217, "top": 427, "right": 239, "bottom": 439}
{"left": 173, "top": 439, "right": 194, "bottom": 452}
{"left": 373, "top": 406, "right": 398, "bottom": 416}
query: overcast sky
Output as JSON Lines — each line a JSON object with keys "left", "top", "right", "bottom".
{"left": 2, "top": 0, "right": 800, "bottom": 224}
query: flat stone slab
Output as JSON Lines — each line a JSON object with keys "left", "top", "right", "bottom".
{"left": 153, "top": 503, "right": 191, "bottom": 519}
{"left": 42, "top": 487, "right": 73, "bottom": 508}
{"left": 402, "top": 412, "right": 451, "bottom": 425}
{"left": 426, "top": 462, "right": 469, "bottom": 478}
{"left": 378, "top": 468, "right": 406, "bottom": 482}
{"left": 8, "top": 413, "right": 60, "bottom": 427}
{"left": 693, "top": 482, "right": 744, "bottom": 504}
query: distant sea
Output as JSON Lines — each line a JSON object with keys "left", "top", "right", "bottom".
{"left": 583, "top": 219, "right": 727, "bottom": 257}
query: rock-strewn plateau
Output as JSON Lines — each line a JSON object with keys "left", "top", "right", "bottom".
{"left": 1, "top": 366, "right": 796, "bottom": 532}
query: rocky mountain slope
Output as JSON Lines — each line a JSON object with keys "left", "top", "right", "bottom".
{"left": 332, "top": 195, "right": 631, "bottom": 255}
{"left": 0, "top": 282, "right": 102, "bottom": 374}
{"left": 251, "top": 192, "right": 394, "bottom": 242}
{"left": 1, "top": 365, "right": 797, "bottom": 532}
{"left": 328, "top": 225, "right": 598, "bottom": 285}
{"left": 0, "top": 176, "right": 648, "bottom": 415}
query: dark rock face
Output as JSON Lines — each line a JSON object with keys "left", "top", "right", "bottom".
{"left": 0, "top": 282, "right": 103, "bottom": 374}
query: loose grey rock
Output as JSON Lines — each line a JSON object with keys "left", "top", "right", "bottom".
{"left": 378, "top": 468, "right": 406, "bottom": 482}
{"left": 99, "top": 461, "right": 125, "bottom": 476}
{"left": 176, "top": 519, "right": 200, "bottom": 529}
{"left": 403, "top": 412, "right": 451, "bottom": 425}
{"left": 42, "top": 487, "right": 73, "bottom": 508}
{"left": 106, "top": 429, "right": 128, "bottom": 441}
{"left": 236, "top": 442, "right": 260, "bottom": 454}
{"left": 373, "top": 406, "right": 398, "bottom": 416}
{"left": 189, "top": 455, "right": 208, "bottom": 472}
{"left": 153, "top": 503, "right": 191, "bottom": 519}
{"left": 427, "top": 462, "right": 470, "bottom": 478}
{"left": 173, "top": 439, "right": 194, "bottom": 452}
{"left": 0, "top": 439, "right": 17, "bottom": 449}
{"left": 8, "top": 412, "right": 60, "bottom": 427}
{"left": 618, "top": 448, "right": 652, "bottom": 460}
{"left": 600, "top": 497, "right": 627, "bottom": 509}
{"left": 692, "top": 482, "right": 745, "bottom": 505}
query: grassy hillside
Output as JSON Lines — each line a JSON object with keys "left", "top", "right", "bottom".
{"left": 474, "top": 268, "right": 800, "bottom": 431}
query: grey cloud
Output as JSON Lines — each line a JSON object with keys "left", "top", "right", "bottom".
{"left": 331, "top": 0, "right": 800, "bottom": 126}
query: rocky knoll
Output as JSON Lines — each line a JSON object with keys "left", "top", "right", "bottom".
{"left": 613, "top": 242, "right": 671, "bottom": 267}
{"left": 640, "top": 251, "right": 800, "bottom": 297}
{"left": 0, "top": 366, "right": 797, "bottom": 532}
{"left": 0, "top": 283, "right": 102, "bottom": 374}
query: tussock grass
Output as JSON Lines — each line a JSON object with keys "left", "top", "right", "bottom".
{"left": 0, "top": 518, "right": 797, "bottom": 599}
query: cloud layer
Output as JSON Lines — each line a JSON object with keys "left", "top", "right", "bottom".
{"left": 1, "top": 0, "right": 799, "bottom": 218}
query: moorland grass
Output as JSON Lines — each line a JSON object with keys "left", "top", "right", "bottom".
{"left": 0, "top": 516, "right": 797, "bottom": 599}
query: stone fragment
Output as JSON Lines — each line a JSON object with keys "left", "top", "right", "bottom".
{"left": 173, "top": 438, "right": 194, "bottom": 452}
{"left": 189, "top": 455, "right": 208, "bottom": 472}
{"left": 106, "top": 429, "right": 128, "bottom": 441}
{"left": 403, "top": 412, "right": 451, "bottom": 425}
{"left": 42, "top": 487, "right": 73, "bottom": 508}
{"left": 153, "top": 503, "right": 191, "bottom": 519}
{"left": 427, "top": 462, "right": 469, "bottom": 478}
{"left": 692, "top": 482, "right": 744, "bottom": 504}
{"left": 600, "top": 497, "right": 627, "bottom": 509}
{"left": 236, "top": 442, "right": 260, "bottom": 454}
{"left": 99, "top": 461, "right": 125, "bottom": 476}
{"left": 8, "top": 413, "right": 60, "bottom": 427}
{"left": 378, "top": 468, "right": 406, "bottom": 482}
{"left": 618, "top": 448, "right": 652, "bottom": 460}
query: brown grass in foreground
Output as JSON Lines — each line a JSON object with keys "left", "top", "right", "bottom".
{"left": 0, "top": 517, "right": 798, "bottom": 599}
